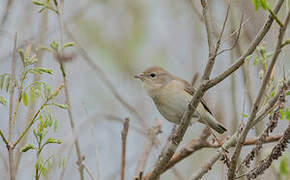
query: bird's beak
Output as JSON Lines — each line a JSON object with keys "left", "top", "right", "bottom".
{"left": 134, "top": 73, "right": 144, "bottom": 80}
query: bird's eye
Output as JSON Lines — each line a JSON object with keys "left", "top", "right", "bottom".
{"left": 150, "top": 73, "right": 156, "bottom": 78}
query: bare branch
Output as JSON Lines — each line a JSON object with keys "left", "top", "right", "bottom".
{"left": 121, "top": 118, "right": 129, "bottom": 180}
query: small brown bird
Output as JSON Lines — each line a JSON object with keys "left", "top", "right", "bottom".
{"left": 134, "top": 66, "right": 227, "bottom": 134}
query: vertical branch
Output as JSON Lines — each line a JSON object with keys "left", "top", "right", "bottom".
{"left": 228, "top": 10, "right": 290, "bottom": 180}
{"left": 56, "top": 1, "right": 85, "bottom": 180}
{"left": 7, "top": 33, "right": 17, "bottom": 180}
{"left": 0, "top": 0, "right": 14, "bottom": 27}
{"left": 121, "top": 118, "right": 129, "bottom": 180}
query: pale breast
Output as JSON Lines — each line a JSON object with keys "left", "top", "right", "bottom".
{"left": 152, "top": 87, "right": 192, "bottom": 124}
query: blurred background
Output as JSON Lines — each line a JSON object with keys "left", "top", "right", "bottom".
{"left": 0, "top": 0, "right": 289, "bottom": 179}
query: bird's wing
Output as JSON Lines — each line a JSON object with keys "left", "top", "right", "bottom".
{"left": 183, "top": 81, "right": 214, "bottom": 115}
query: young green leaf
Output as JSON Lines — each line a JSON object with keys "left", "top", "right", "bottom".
{"left": 32, "top": 1, "right": 45, "bottom": 6}
{"left": 279, "top": 154, "right": 289, "bottom": 175}
{"left": 285, "top": 107, "right": 290, "bottom": 121}
{"left": 28, "top": 68, "right": 53, "bottom": 75}
{"left": 242, "top": 113, "right": 248, "bottom": 118}
{"left": 51, "top": 103, "right": 68, "bottom": 109}
{"left": 0, "top": 96, "right": 7, "bottom": 106}
{"left": 21, "top": 144, "right": 35, "bottom": 152}
{"left": 45, "top": 138, "right": 62, "bottom": 145}
{"left": 0, "top": 76, "right": 5, "bottom": 90}
{"left": 5, "top": 76, "right": 10, "bottom": 92}
{"left": 280, "top": 109, "right": 284, "bottom": 120}
{"left": 50, "top": 41, "right": 59, "bottom": 52}
{"left": 252, "top": 0, "right": 262, "bottom": 11}
{"left": 260, "top": 0, "right": 268, "bottom": 10}
{"left": 22, "top": 91, "right": 29, "bottom": 106}
{"left": 30, "top": 86, "right": 36, "bottom": 103}
{"left": 18, "top": 49, "right": 26, "bottom": 66}
{"left": 62, "top": 42, "right": 75, "bottom": 50}
{"left": 53, "top": 120, "right": 58, "bottom": 132}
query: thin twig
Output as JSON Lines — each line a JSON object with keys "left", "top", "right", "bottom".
{"left": 84, "top": 165, "right": 96, "bottom": 180}
{"left": 7, "top": 33, "right": 17, "bottom": 180}
{"left": 121, "top": 118, "right": 129, "bottom": 180}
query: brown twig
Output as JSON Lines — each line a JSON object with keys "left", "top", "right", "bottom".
{"left": 121, "top": 118, "right": 129, "bottom": 180}
{"left": 228, "top": 9, "right": 290, "bottom": 179}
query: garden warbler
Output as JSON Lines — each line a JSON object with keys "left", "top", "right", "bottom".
{"left": 134, "top": 66, "right": 227, "bottom": 134}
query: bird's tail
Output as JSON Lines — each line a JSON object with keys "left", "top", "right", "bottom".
{"left": 201, "top": 112, "right": 227, "bottom": 134}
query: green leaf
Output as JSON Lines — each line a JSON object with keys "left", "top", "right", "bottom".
{"left": 22, "top": 92, "right": 28, "bottom": 106}
{"left": 252, "top": 0, "right": 262, "bottom": 11}
{"left": 285, "top": 107, "right": 290, "bottom": 121}
{"left": 21, "top": 144, "right": 35, "bottom": 152}
{"left": 253, "top": 57, "right": 260, "bottom": 66}
{"left": 51, "top": 103, "right": 68, "bottom": 109}
{"left": 38, "top": 7, "right": 46, "bottom": 13}
{"left": 5, "top": 76, "right": 10, "bottom": 92}
{"left": 28, "top": 68, "right": 53, "bottom": 75}
{"left": 279, "top": 154, "right": 289, "bottom": 175}
{"left": 53, "top": 120, "right": 58, "bottom": 132}
{"left": 0, "top": 76, "right": 5, "bottom": 90}
{"left": 260, "top": 0, "right": 268, "bottom": 10}
{"left": 0, "top": 96, "right": 7, "bottom": 106}
{"left": 18, "top": 49, "right": 26, "bottom": 66}
{"left": 32, "top": 1, "right": 45, "bottom": 6}
{"left": 280, "top": 109, "right": 284, "bottom": 120}
{"left": 241, "top": 113, "right": 248, "bottom": 118}
{"left": 37, "top": 46, "right": 53, "bottom": 52}
{"left": 50, "top": 41, "right": 59, "bottom": 52}
{"left": 286, "top": 91, "right": 290, "bottom": 96}
{"left": 45, "top": 138, "right": 62, "bottom": 145}
{"left": 62, "top": 42, "right": 75, "bottom": 50}
{"left": 29, "top": 86, "right": 36, "bottom": 103}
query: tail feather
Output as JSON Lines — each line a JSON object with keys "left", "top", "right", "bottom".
{"left": 201, "top": 112, "right": 227, "bottom": 134}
